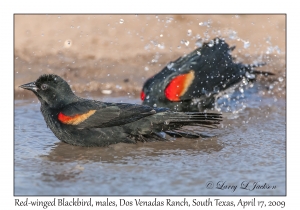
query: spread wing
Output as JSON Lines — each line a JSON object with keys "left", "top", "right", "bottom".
{"left": 163, "top": 38, "right": 238, "bottom": 101}
{"left": 163, "top": 38, "right": 269, "bottom": 102}
{"left": 58, "top": 100, "right": 160, "bottom": 128}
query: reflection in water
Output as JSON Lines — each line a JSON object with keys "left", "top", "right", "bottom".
{"left": 39, "top": 137, "right": 224, "bottom": 183}
{"left": 42, "top": 137, "right": 223, "bottom": 163}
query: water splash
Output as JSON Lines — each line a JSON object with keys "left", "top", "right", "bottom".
{"left": 243, "top": 41, "right": 250, "bottom": 49}
{"left": 195, "top": 39, "right": 203, "bottom": 48}
{"left": 208, "top": 40, "right": 214, "bottom": 47}
{"left": 181, "top": 40, "right": 189, "bottom": 46}
{"left": 167, "top": 62, "right": 174, "bottom": 70}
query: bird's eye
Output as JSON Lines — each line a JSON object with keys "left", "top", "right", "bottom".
{"left": 41, "top": 84, "right": 48, "bottom": 90}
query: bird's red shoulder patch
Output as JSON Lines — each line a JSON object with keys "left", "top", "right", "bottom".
{"left": 140, "top": 91, "right": 146, "bottom": 101}
{"left": 58, "top": 110, "right": 96, "bottom": 125}
{"left": 164, "top": 70, "right": 195, "bottom": 101}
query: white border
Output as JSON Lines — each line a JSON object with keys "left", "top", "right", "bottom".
{"left": 4, "top": 0, "right": 295, "bottom": 209}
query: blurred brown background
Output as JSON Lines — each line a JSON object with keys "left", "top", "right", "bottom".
{"left": 14, "top": 14, "right": 286, "bottom": 98}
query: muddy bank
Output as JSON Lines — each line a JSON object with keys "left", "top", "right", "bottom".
{"left": 14, "top": 14, "right": 286, "bottom": 100}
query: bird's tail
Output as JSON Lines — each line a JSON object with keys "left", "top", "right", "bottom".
{"left": 160, "top": 112, "right": 222, "bottom": 139}
{"left": 168, "top": 112, "right": 222, "bottom": 129}
{"left": 241, "top": 63, "right": 275, "bottom": 80}
{"left": 140, "top": 112, "right": 222, "bottom": 141}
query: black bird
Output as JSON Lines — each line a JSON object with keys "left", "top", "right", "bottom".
{"left": 20, "top": 74, "right": 222, "bottom": 147}
{"left": 141, "top": 37, "right": 274, "bottom": 112}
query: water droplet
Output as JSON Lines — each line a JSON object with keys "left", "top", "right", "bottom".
{"left": 164, "top": 120, "right": 170, "bottom": 125}
{"left": 187, "top": 29, "right": 192, "bottom": 36}
{"left": 215, "top": 38, "right": 219, "bottom": 44}
{"left": 229, "top": 30, "right": 238, "bottom": 40}
{"left": 239, "top": 86, "right": 244, "bottom": 93}
{"left": 167, "top": 62, "right": 174, "bottom": 70}
{"left": 180, "top": 40, "right": 189, "bottom": 46}
{"left": 195, "top": 39, "right": 203, "bottom": 47}
{"left": 64, "top": 39, "right": 72, "bottom": 48}
{"left": 177, "top": 46, "right": 181, "bottom": 49}
{"left": 15, "top": 57, "right": 18, "bottom": 59}
{"left": 245, "top": 71, "right": 256, "bottom": 79}
{"left": 199, "top": 22, "right": 203, "bottom": 26}
{"left": 119, "top": 19, "right": 124, "bottom": 24}
{"left": 144, "top": 66, "right": 149, "bottom": 71}
{"left": 196, "top": 51, "right": 201, "bottom": 55}
{"left": 107, "top": 74, "right": 110, "bottom": 76}
{"left": 160, "top": 34, "right": 163, "bottom": 37}
{"left": 205, "top": 91, "right": 211, "bottom": 97}
{"left": 243, "top": 41, "right": 250, "bottom": 49}
{"left": 201, "top": 88, "right": 211, "bottom": 97}
{"left": 158, "top": 43, "right": 165, "bottom": 49}
{"left": 166, "top": 17, "right": 173, "bottom": 23}
{"left": 144, "top": 44, "right": 150, "bottom": 50}
{"left": 208, "top": 40, "right": 214, "bottom": 47}
{"left": 242, "top": 78, "right": 248, "bottom": 85}
{"left": 57, "top": 16, "right": 61, "bottom": 19}
{"left": 274, "top": 46, "right": 281, "bottom": 54}
{"left": 278, "top": 77, "right": 284, "bottom": 82}
{"left": 213, "top": 86, "right": 220, "bottom": 93}
{"left": 153, "top": 104, "right": 157, "bottom": 107}
{"left": 70, "top": 25, "right": 74, "bottom": 29}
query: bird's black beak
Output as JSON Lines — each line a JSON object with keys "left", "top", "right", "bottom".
{"left": 19, "top": 82, "right": 38, "bottom": 92}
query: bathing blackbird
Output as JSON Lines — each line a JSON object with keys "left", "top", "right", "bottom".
{"left": 141, "top": 37, "right": 274, "bottom": 111}
{"left": 20, "top": 74, "right": 222, "bottom": 147}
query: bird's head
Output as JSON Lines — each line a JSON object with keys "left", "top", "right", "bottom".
{"left": 20, "top": 74, "right": 77, "bottom": 108}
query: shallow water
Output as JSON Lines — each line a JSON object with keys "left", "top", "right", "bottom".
{"left": 14, "top": 83, "right": 285, "bottom": 196}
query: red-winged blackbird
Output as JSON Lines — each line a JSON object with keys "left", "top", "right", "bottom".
{"left": 20, "top": 74, "right": 222, "bottom": 147}
{"left": 141, "top": 37, "right": 274, "bottom": 112}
